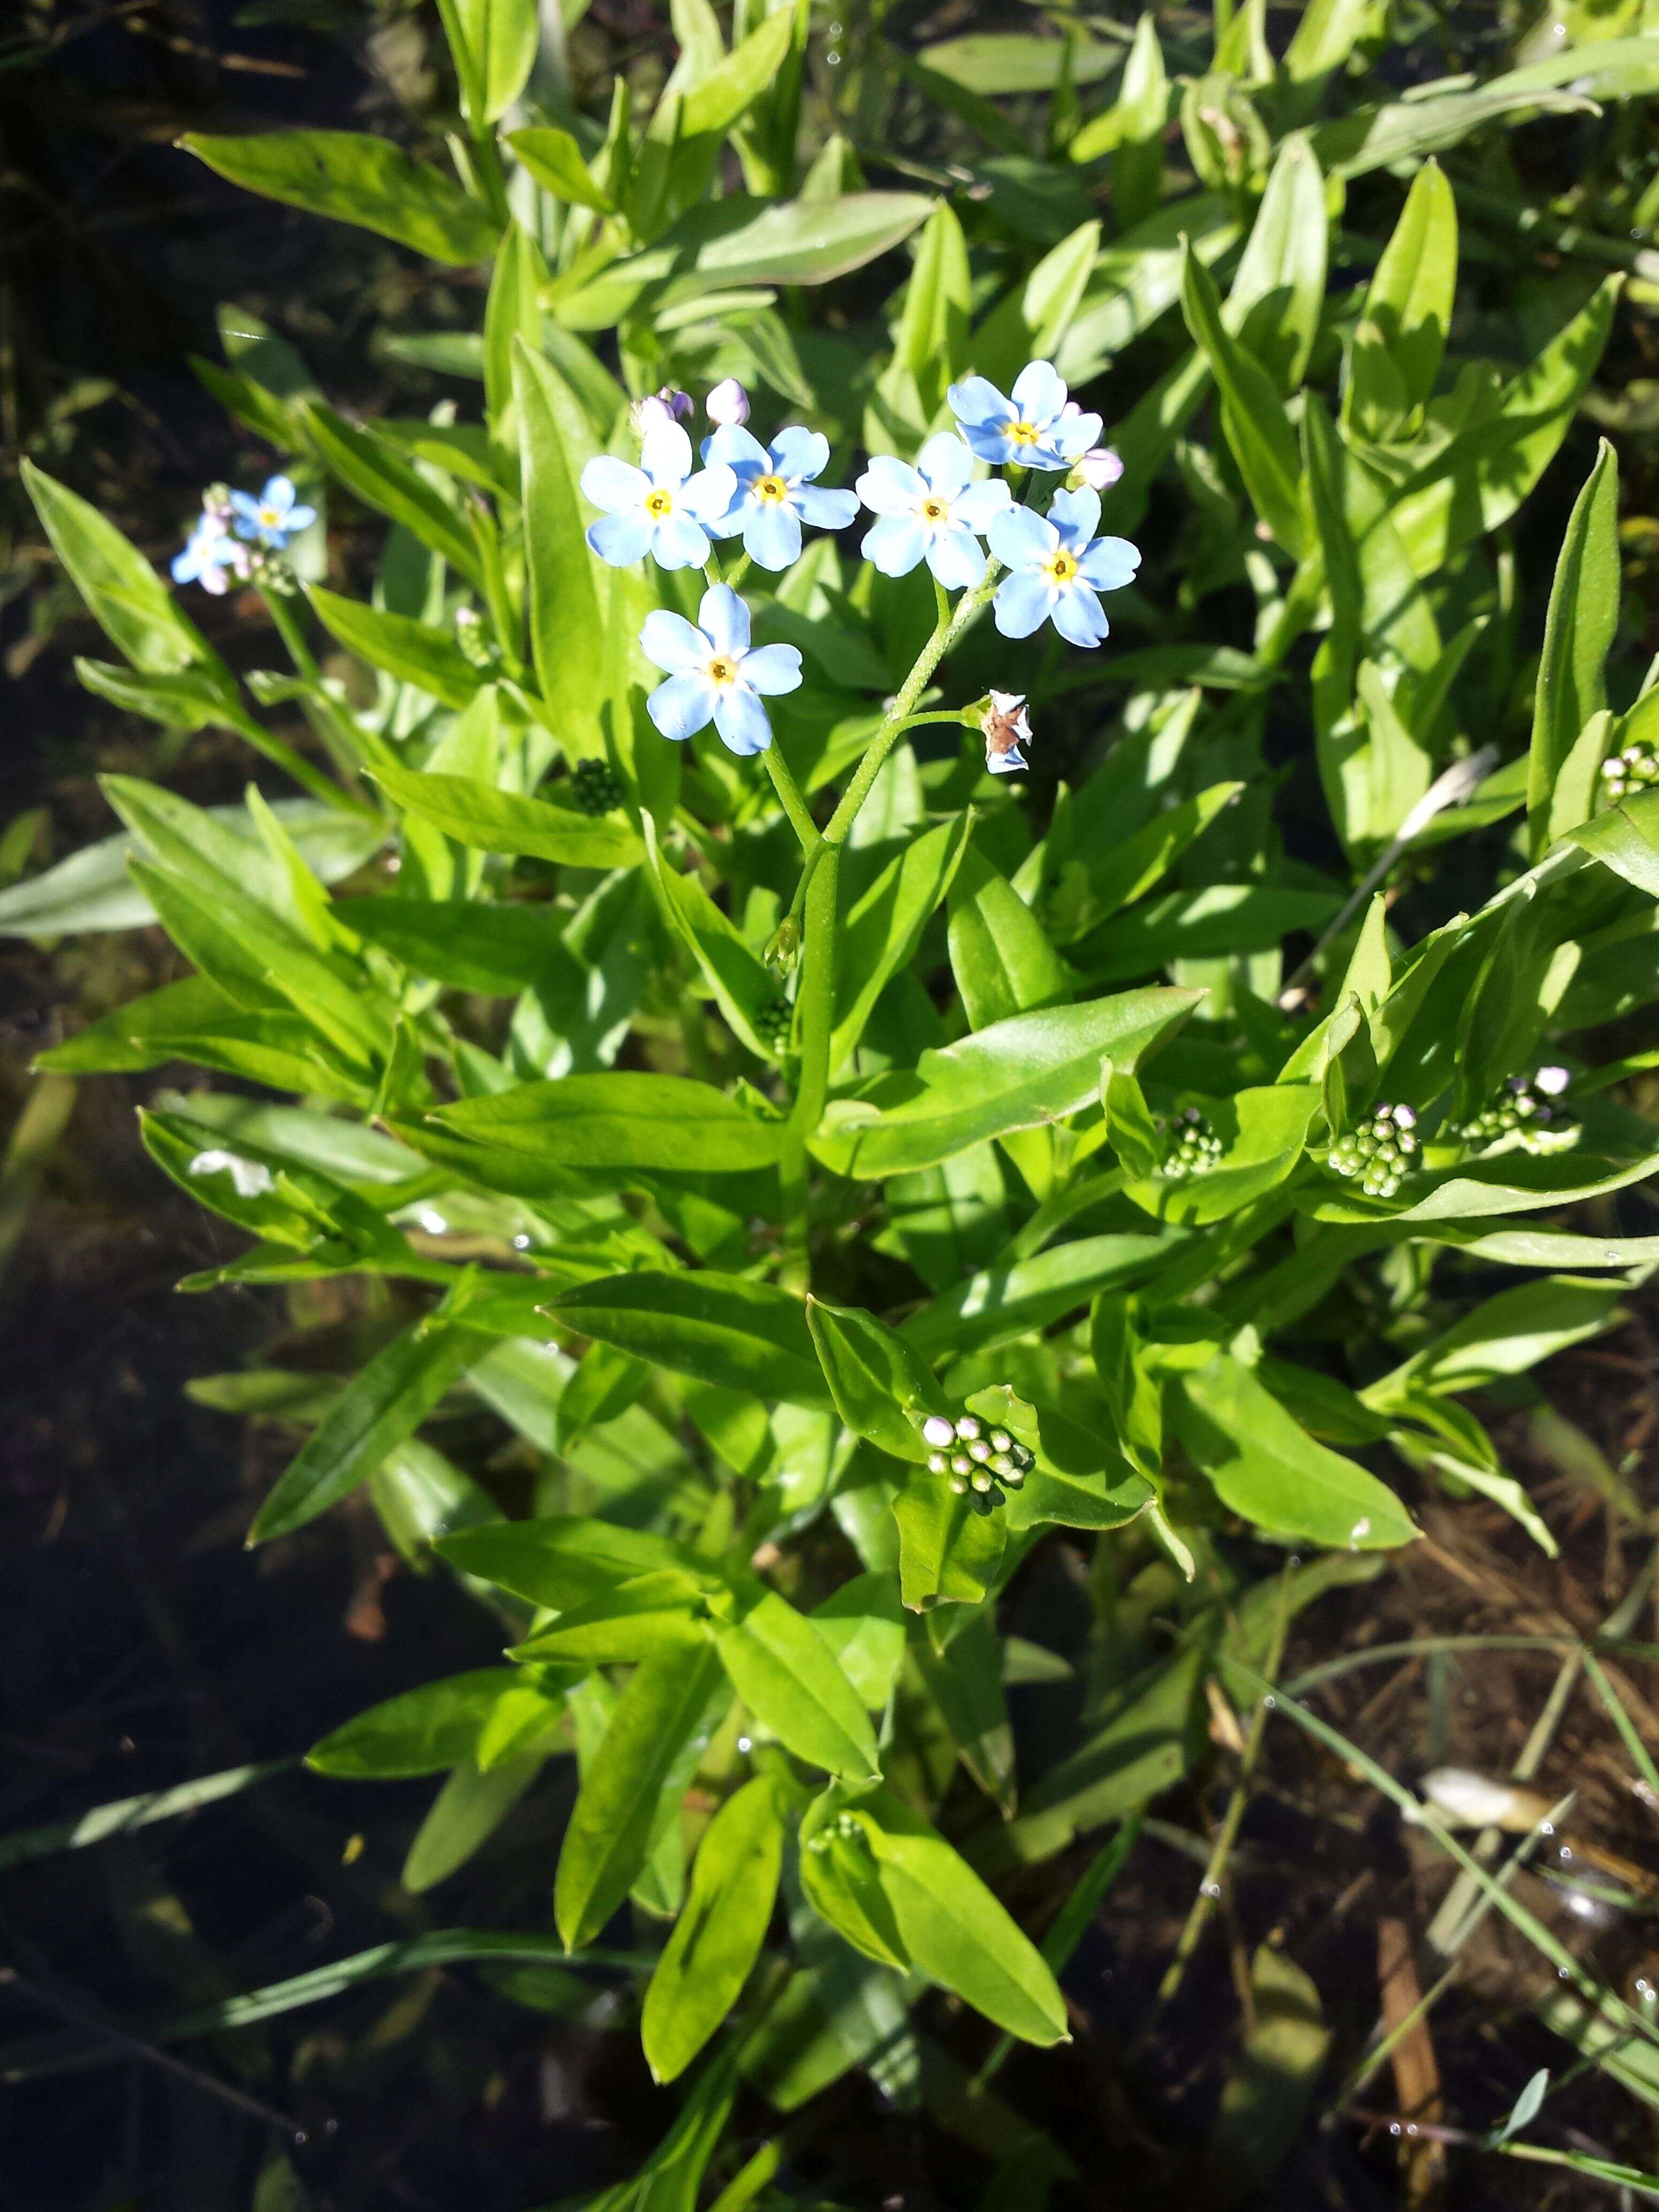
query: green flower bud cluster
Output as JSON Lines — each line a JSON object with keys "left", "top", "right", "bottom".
{"left": 454, "top": 606, "right": 501, "bottom": 672}
{"left": 569, "top": 757, "right": 625, "bottom": 816}
{"left": 1600, "top": 741, "right": 1659, "bottom": 803}
{"left": 1447, "top": 1067, "right": 1575, "bottom": 1153}
{"left": 804, "top": 1811, "right": 866, "bottom": 1854}
{"left": 245, "top": 545, "right": 300, "bottom": 595}
{"left": 1163, "top": 1105, "right": 1222, "bottom": 1179}
{"left": 922, "top": 1411, "right": 1033, "bottom": 1512}
{"left": 1328, "top": 1102, "right": 1417, "bottom": 1199}
{"left": 754, "top": 995, "right": 794, "bottom": 1052}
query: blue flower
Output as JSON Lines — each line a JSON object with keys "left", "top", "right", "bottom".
{"left": 703, "top": 425, "right": 858, "bottom": 570}
{"left": 229, "top": 475, "right": 316, "bottom": 550}
{"left": 171, "top": 510, "right": 249, "bottom": 596}
{"left": 581, "top": 421, "right": 735, "bottom": 571}
{"left": 987, "top": 489, "right": 1139, "bottom": 648}
{"left": 855, "top": 433, "right": 1012, "bottom": 590}
{"left": 947, "top": 361, "right": 1101, "bottom": 473}
{"left": 640, "top": 584, "right": 802, "bottom": 756}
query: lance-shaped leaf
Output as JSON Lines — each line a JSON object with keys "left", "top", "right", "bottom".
{"left": 308, "top": 1671, "right": 529, "bottom": 1777}
{"left": 716, "top": 1591, "right": 880, "bottom": 1783}
{"left": 833, "top": 814, "right": 973, "bottom": 1069}
{"left": 307, "top": 587, "right": 482, "bottom": 711}
{"left": 964, "top": 1384, "right": 1152, "bottom": 1533}
{"left": 374, "top": 765, "right": 643, "bottom": 868}
{"left": 183, "top": 131, "right": 500, "bottom": 262}
{"left": 1227, "top": 138, "right": 1326, "bottom": 394}
{"left": 797, "top": 1785, "right": 912, "bottom": 1970}
{"left": 554, "top": 1644, "right": 727, "bottom": 1950}
{"left": 1178, "top": 244, "right": 1304, "bottom": 555}
{"left": 806, "top": 1297, "right": 950, "bottom": 1463}
{"left": 1345, "top": 159, "right": 1455, "bottom": 436}
{"left": 642, "top": 1774, "right": 786, "bottom": 2082}
{"left": 1123, "top": 1084, "right": 1321, "bottom": 1226}
{"left": 812, "top": 987, "right": 1200, "bottom": 1180}
{"left": 403, "top": 1755, "right": 545, "bottom": 1892}
{"left": 511, "top": 1572, "right": 714, "bottom": 1665}
{"left": 550, "top": 1271, "right": 831, "bottom": 1407}
{"left": 431, "top": 1072, "right": 782, "bottom": 1172}
{"left": 1568, "top": 787, "right": 1659, "bottom": 898}
{"left": 23, "top": 461, "right": 223, "bottom": 679}
{"left": 1528, "top": 440, "right": 1620, "bottom": 858}
{"left": 436, "top": 1515, "right": 703, "bottom": 1610}
{"left": 515, "top": 340, "right": 608, "bottom": 738}
{"left": 893, "top": 1467, "right": 1006, "bottom": 1609}
{"left": 436, "top": 0, "right": 539, "bottom": 126}
{"left": 641, "top": 817, "right": 778, "bottom": 1060}
{"left": 505, "top": 125, "right": 615, "bottom": 212}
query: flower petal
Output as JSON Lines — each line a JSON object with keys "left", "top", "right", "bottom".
{"left": 1051, "top": 582, "right": 1108, "bottom": 648}
{"left": 953, "top": 479, "right": 1013, "bottom": 533}
{"left": 262, "top": 476, "right": 298, "bottom": 513}
{"left": 713, "top": 685, "right": 774, "bottom": 756}
{"left": 651, "top": 510, "right": 713, "bottom": 570}
{"left": 640, "top": 609, "right": 710, "bottom": 674}
{"left": 986, "top": 742, "right": 1027, "bottom": 775}
{"left": 648, "top": 671, "right": 719, "bottom": 742}
{"left": 1048, "top": 486, "right": 1101, "bottom": 548}
{"left": 1078, "top": 534, "right": 1141, "bottom": 592}
{"left": 284, "top": 505, "right": 318, "bottom": 532}
{"left": 640, "top": 419, "right": 693, "bottom": 487}
{"left": 987, "top": 504, "right": 1058, "bottom": 569}
{"left": 855, "top": 455, "right": 924, "bottom": 517}
{"left": 705, "top": 423, "right": 771, "bottom": 475}
{"left": 170, "top": 548, "right": 200, "bottom": 584}
{"left": 926, "top": 522, "right": 985, "bottom": 592}
{"left": 1052, "top": 410, "right": 1103, "bottom": 461}
{"left": 743, "top": 502, "right": 802, "bottom": 570}
{"left": 229, "top": 491, "right": 262, "bottom": 524}
{"left": 769, "top": 425, "right": 829, "bottom": 483}
{"left": 679, "top": 463, "right": 737, "bottom": 522}
{"left": 1011, "top": 360, "right": 1066, "bottom": 423}
{"left": 959, "top": 422, "right": 1018, "bottom": 467}
{"left": 587, "top": 512, "right": 654, "bottom": 567}
{"left": 947, "top": 376, "right": 1014, "bottom": 429}
{"left": 793, "top": 484, "right": 857, "bottom": 530}
{"left": 581, "top": 455, "right": 649, "bottom": 514}
{"left": 739, "top": 643, "right": 803, "bottom": 696}
{"left": 993, "top": 569, "right": 1055, "bottom": 639}
{"left": 698, "top": 584, "right": 751, "bottom": 657}
{"left": 918, "top": 431, "right": 975, "bottom": 498}
{"left": 862, "top": 514, "right": 928, "bottom": 577}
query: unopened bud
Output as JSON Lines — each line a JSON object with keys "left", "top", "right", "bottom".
{"left": 632, "top": 388, "right": 691, "bottom": 437}
{"left": 706, "top": 378, "right": 750, "bottom": 427}
{"left": 1069, "top": 446, "right": 1124, "bottom": 494}
{"left": 922, "top": 1415, "right": 955, "bottom": 1449}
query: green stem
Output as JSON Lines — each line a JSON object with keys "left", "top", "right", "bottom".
{"left": 763, "top": 745, "right": 818, "bottom": 853}
{"left": 469, "top": 504, "right": 525, "bottom": 681}
{"left": 777, "top": 841, "right": 838, "bottom": 1289}
{"left": 222, "top": 705, "right": 363, "bottom": 813}
{"left": 261, "top": 587, "right": 321, "bottom": 684}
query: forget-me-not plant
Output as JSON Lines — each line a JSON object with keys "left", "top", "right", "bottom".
{"left": 581, "top": 421, "right": 735, "bottom": 571}
{"left": 948, "top": 361, "right": 1101, "bottom": 473}
{"left": 988, "top": 487, "right": 1140, "bottom": 648}
{"left": 855, "top": 433, "right": 1012, "bottom": 589}
{"left": 172, "top": 503, "right": 251, "bottom": 595}
{"left": 640, "top": 584, "right": 802, "bottom": 756}
{"left": 703, "top": 425, "right": 858, "bottom": 571}
{"left": 230, "top": 475, "right": 316, "bottom": 551}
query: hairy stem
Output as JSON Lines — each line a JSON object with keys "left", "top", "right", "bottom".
{"left": 763, "top": 744, "right": 818, "bottom": 853}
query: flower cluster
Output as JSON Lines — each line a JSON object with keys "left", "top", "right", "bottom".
{"left": 1163, "top": 1107, "right": 1223, "bottom": 1179}
{"left": 1600, "top": 740, "right": 1659, "bottom": 802}
{"left": 576, "top": 363, "right": 1137, "bottom": 756}
{"left": 1328, "top": 1103, "right": 1417, "bottom": 1199}
{"left": 753, "top": 994, "right": 795, "bottom": 1052}
{"left": 173, "top": 476, "right": 315, "bottom": 596}
{"left": 568, "top": 759, "right": 624, "bottom": 816}
{"left": 1446, "top": 1067, "right": 1576, "bottom": 1153}
{"left": 921, "top": 1412, "right": 1034, "bottom": 1511}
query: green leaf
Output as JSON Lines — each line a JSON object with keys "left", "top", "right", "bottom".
{"left": 402, "top": 1755, "right": 543, "bottom": 1891}
{"left": 249, "top": 1290, "right": 490, "bottom": 1542}
{"left": 307, "top": 587, "right": 481, "bottom": 711}
{"left": 1227, "top": 138, "right": 1326, "bottom": 394}
{"left": 642, "top": 818, "right": 783, "bottom": 1059}
{"left": 1076, "top": 884, "right": 1341, "bottom": 981}
{"left": 431, "top": 1072, "right": 782, "bottom": 1172}
{"left": 849, "top": 1791, "right": 1067, "bottom": 2044}
{"left": 307, "top": 1670, "right": 525, "bottom": 1777}
{"left": 716, "top": 1591, "right": 880, "bottom": 1782}
{"left": 73, "top": 659, "right": 240, "bottom": 733}
{"left": 22, "top": 461, "right": 221, "bottom": 678}
{"left": 1178, "top": 241, "right": 1304, "bottom": 556}
{"left": 554, "top": 1644, "right": 727, "bottom": 1949}
{"left": 798, "top": 1789, "right": 911, "bottom": 1969}
{"left": 1100, "top": 1060, "right": 1160, "bottom": 1179}
{"left": 911, "top": 1611, "right": 1015, "bottom": 1812}
{"left": 551, "top": 1271, "right": 831, "bottom": 1407}
{"left": 374, "top": 765, "right": 642, "bottom": 868}
{"left": 918, "top": 32, "right": 1118, "bottom": 93}
{"left": 833, "top": 814, "right": 973, "bottom": 1069}
{"left": 1349, "top": 160, "right": 1455, "bottom": 431}
{"left": 893, "top": 1467, "right": 1006, "bottom": 1609}
{"left": 1282, "top": 0, "right": 1369, "bottom": 83}
{"left": 512, "top": 1571, "right": 714, "bottom": 1663}
{"left": 1124, "top": 1084, "right": 1320, "bottom": 1225}
{"left": 1372, "top": 1277, "right": 1625, "bottom": 1399}
{"left": 810, "top": 1573, "right": 906, "bottom": 1709}
{"left": 963, "top": 1384, "right": 1152, "bottom": 1533}
{"left": 436, "top": 1514, "right": 697, "bottom": 1609}
{"left": 1568, "top": 788, "right": 1659, "bottom": 896}
{"left": 1060, "top": 782, "right": 1244, "bottom": 939}
{"left": 1175, "top": 1355, "right": 1416, "bottom": 1550}
{"left": 506, "top": 125, "right": 615, "bottom": 211}
{"left": 1528, "top": 440, "right": 1620, "bottom": 858}
{"left": 967, "top": 219, "right": 1101, "bottom": 401}
{"left": 513, "top": 339, "right": 608, "bottom": 738}
{"left": 679, "top": 6, "right": 797, "bottom": 139}
{"left": 182, "top": 132, "right": 500, "bottom": 264}
{"left": 812, "top": 988, "right": 1201, "bottom": 1180}
{"left": 438, "top": 0, "right": 539, "bottom": 125}
{"left": 302, "top": 403, "right": 483, "bottom": 584}
{"left": 805, "top": 1297, "right": 950, "bottom": 1463}
{"left": 340, "top": 898, "right": 578, "bottom": 997}
{"left": 903, "top": 1231, "right": 1172, "bottom": 1357}
{"left": 642, "top": 1775, "right": 786, "bottom": 2082}
{"left": 947, "top": 849, "right": 1072, "bottom": 1030}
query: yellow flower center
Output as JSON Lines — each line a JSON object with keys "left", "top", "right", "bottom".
{"left": 259, "top": 507, "right": 282, "bottom": 527}
{"left": 753, "top": 474, "right": 790, "bottom": 505}
{"left": 1008, "top": 420, "right": 1042, "bottom": 446}
{"left": 1042, "top": 550, "right": 1079, "bottom": 585}
{"left": 707, "top": 655, "right": 739, "bottom": 685}
{"left": 919, "top": 497, "right": 949, "bottom": 523}
{"left": 644, "top": 488, "right": 675, "bottom": 518}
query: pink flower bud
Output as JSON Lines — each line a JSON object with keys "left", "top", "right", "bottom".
{"left": 1071, "top": 446, "right": 1125, "bottom": 494}
{"left": 706, "top": 378, "right": 750, "bottom": 427}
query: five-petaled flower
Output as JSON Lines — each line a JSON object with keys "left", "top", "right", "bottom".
{"left": 230, "top": 475, "right": 316, "bottom": 550}
{"left": 987, "top": 488, "right": 1139, "bottom": 648}
{"left": 171, "top": 509, "right": 250, "bottom": 596}
{"left": 581, "top": 421, "right": 735, "bottom": 571}
{"left": 855, "top": 433, "right": 1012, "bottom": 589}
{"left": 982, "top": 692, "right": 1033, "bottom": 775}
{"left": 640, "top": 584, "right": 802, "bottom": 756}
{"left": 947, "top": 361, "right": 1101, "bottom": 473}
{"left": 704, "top": 425, "right": 858, "bottom": 571}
